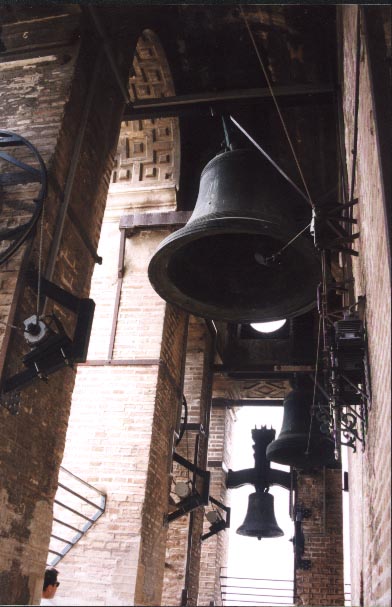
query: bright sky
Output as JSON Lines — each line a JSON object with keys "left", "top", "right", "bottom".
{"left": 224, "top": 405, "right": 351, "bottom": 607}
{"left": 225, "top": 406, "right": 294, "bottom": 606}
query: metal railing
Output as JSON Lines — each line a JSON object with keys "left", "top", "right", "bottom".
{"left": 219, "top": 574, "right": 351, "bottom": 606}
{"left": 47, "top": 466, "right": 106, "bottom": 566}
{"left": 345, "top": 582, "right": 352, "bottom": 606}
{"left": 220, "top": 574, "right": 294, "bottom": 606}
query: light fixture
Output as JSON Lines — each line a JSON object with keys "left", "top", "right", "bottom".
{"left": 201, "top": 497, "right": 231, "bottom": 542}
{"left": 206, "top": 510, "right": 220, "bottom": 524}
{"left": 174, "top": 481, "right": 192, "bottom": 499}
{"left": 250, "top": 319, "right": 287, "bottom": 333}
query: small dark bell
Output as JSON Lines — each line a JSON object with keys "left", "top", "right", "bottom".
{"left": 236, "top": 492, "right": 284, "bottom": 540}
{"left": 148, "top": 149, "right": 320, "bottom": 323}
{"left": 266, "top": 389, "right": 336, "bottom": 469}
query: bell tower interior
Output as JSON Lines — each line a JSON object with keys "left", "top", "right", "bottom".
{"left": 0, "top": 4, "right": 390, "bottom": 607}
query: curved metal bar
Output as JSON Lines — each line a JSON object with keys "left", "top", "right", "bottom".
{"left": 0, "top": 130, "right": 47, "bottom": 265}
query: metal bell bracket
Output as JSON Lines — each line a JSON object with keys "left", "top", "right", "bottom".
{"left": 0, "top": 270, "right": 95, "bottom": 399}
{"left": 226, "top": 427, "right": 291, "bottom": 492}
{"left": 165, "top": 450, "right": 210, "bottom": 525}
{"left": 310, "top": 200, "right": 359, "bottom": 256}
{"left": 201, "top": 496, "right": 231, "bottom": 542}
{"left": 292, "top": 505, "right": 311, "bottom": 570}
{"left": 328, "top": 312, "right": 369, "bottom": 456}
{"left": 176, "top": 394, "right": 205, "bottom": 448}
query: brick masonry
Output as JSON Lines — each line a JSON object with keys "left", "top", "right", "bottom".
{"left": 198, "top": 405, "right": 235, "bottom": 606}
{"left": 49, "top": 27, "right": 188, "bottom": 607}
{"left": 341, "top": 6, "right": 391, "bottom": 607}
{"left": 0, "top": 9, "right": 135, "bottom": 605}
{"left": 0, "top": 6, "right": 390, "bottom": 607}
{"left": 295, "top": 469, "right": 344, "bottom": 606}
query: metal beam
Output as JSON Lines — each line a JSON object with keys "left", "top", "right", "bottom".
{"left": 123, "top": 83, "right": 335, "bottom": 120}
{"left": 213, "top": 364, "right": 315, "bottom": 380}
{"left": 120, "top": 210, "right": 192, "bottom": 234}
{"left": 212, "top": 398, "right": 283, "bottom": 408}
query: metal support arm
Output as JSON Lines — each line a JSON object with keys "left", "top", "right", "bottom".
{"left": 201, "top": 496, "right": 231, "bottom": 542}
{"left": 1, "top": 271, "right": 95, "bottom": 395}
{"left": 226, "top": 465, "right": 290, "bottom": 492}
{"left": 166, "top": 451, "right": 210, "bottom": 524}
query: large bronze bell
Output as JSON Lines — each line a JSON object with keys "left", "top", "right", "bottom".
{"left": 148, "top": 148, "right": 320, "bottom": 323}
{"left": 237, "top": 491, "right": 284, "bottom": 540}
{"left": 266, "top": 389, "right": 335, "bottom": 469}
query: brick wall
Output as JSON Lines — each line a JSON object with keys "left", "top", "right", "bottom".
{"left": 135, "top": 304, "right": 188, "bottom": 606}
{"left": 295, "top": 469, "right": 344, "bottom": 606}
{"left": 161, "top": 316, "right": 217, "bottom": 607}
{"left": 54, "top": 25, "right": 187, "bottom": 605}
{"left": 0, "top": 9, "right": 135, "bottom": 604}
{"left": 162, "top": 317, "right": 206, "bottom": 607}
{"left": 198, "top": 405, "right": 235, "bottom": 606}
{"left": 341, "top": 6, "right": 391, "bottom": 607}
{"left": 56, "top": 224, "right": 187, "bottom": 605}
{"left": 160, "top": 321, "right": 236, "bottom": 607}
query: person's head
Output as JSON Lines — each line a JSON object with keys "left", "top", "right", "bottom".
{"left": 42, "top": 568, "right": 60, "bottom": 599}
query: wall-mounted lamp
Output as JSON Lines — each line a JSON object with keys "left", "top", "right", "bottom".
{"left": 201, "top": 496, "right": 231, "bottom": 542}
{"left": 165, "top": 450, "right": 210, "bottom": 525}
{"left": 0, "top": 271, "right": 95, "bottom": 414}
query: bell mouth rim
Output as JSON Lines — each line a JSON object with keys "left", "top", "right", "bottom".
{"left": 148, "top": 216, "right": 320, "bottom": 323}
{"left": 236, "top": 530, "right": 285, "bottom": 538}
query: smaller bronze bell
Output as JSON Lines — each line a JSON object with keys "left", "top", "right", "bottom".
{"left": 266, "top": 389, "right": 335, "bottom": 469}
{"left": 237, "top": 492, "right": 284, "bottom": 540}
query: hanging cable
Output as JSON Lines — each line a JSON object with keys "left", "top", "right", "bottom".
{"left": 221, "top": 115, "right": 231, "bottom": 150}
{"left": 229, "top": 116, "right": 311, "bottom": 205}
{"left": 240, "top": 6, "right": 316, "bottom": 210}
{"left": 305, "top": 314, "right": 322, "bottom": 456}
{"left": 349, "top": 7, "right": 361, "bottom": 207}
{"left": 35, "top": 199, "right": 45, "bottom": 326}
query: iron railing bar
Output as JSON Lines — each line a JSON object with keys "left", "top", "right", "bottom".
{"left": 223, "top": 591, "right": 294, "bottom": 599}
{"left": 222, "top": 585, "right": 293, "bottom": 591}
{"left": 57, "top": 482, "right": 105, "bottom": 511}
{"left": 49, "top": 494, "right": 106, "bottom": 567}
{"left": 59, "top": 466, "right": 105, "bottom": 495}
{"left": 48, "top": 549, "right": 63, "bottom": 557}
{"left": 220, "top": 575, "right": 294, "bottom": 584}
{"left": 222, "top": 600, "right": 293, "bottom": 605}
{"left": 54, "top": 499, "right": 96, "bottom": 522}
{"left": 50, "top": 533, "right": 76, "bottom": 545}
{"left": 52, "top": 517, "right": 81, "bottom": 533}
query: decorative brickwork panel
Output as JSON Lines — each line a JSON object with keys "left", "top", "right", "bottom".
{"left": 239, "top": 379, "right": 290, "bottom": 400}
{"left": 112, "top": 119, "right": 177, "bottom": 188}
{"left": 111, "top": 30, "right": 179, "bottom": 194}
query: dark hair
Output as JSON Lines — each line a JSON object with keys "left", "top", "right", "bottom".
{"left": 43, "top": 568, "right": 59, "bottom": 591}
